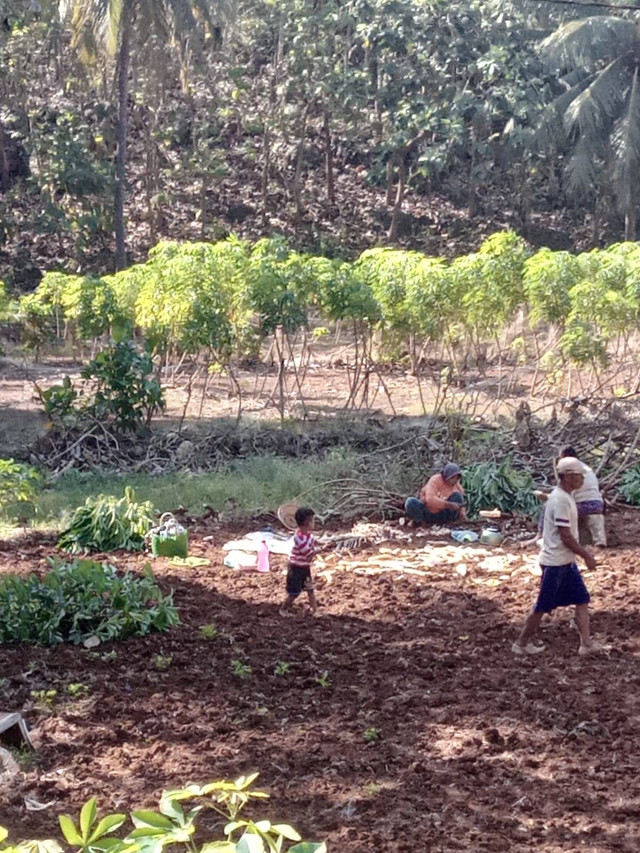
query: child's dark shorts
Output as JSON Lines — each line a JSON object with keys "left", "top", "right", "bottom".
{"left": 534, "top": 562, "right": 590, "bottom": 612}
{"left": 286, "top": 563, "right": 314, "bottom": 597}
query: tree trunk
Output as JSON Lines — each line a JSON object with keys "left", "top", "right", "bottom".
{"left": 145, "top": 132, "right": 158, "bottom": 244}
{"left": 625, "top": 188, "right": 636, "bottom": 241}
{"left": 200, "top": 172, "right": 208, "bottom": 239}
{"left": 468, "top": 135, "right": 477, "bottom": 219}
{"left": 387, "top": 158, "right": 407, "bottom": 241}
{"left": 262, "top": 124, "right": 270, "bottom": 224}
{"left": 293, "top": 102, "right": 310, "bottom": 215}
{"left": 323, "top": 108, "right": 335, "bottom": 205}
{"left": 0, "top": 121, "right": 8, "bottom": 192}
{"left": 385, "top": 157, "right": 395, "bottom": 206}
{"left": 114, "top": 22, "right": 131, "bottom": 271}
{"left": 591, "top": 195, "right": 600, "bottom": 247}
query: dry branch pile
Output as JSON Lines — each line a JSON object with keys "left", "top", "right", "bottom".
{"left": 23, "top": 401, "right": 640, "bottom": 518}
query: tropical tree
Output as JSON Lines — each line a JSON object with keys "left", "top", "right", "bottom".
{"left": 541, "top": 14, "right": 640, "bottom": 239}
{"left": 60, "top": 0, "right": 225, "bottom": 269}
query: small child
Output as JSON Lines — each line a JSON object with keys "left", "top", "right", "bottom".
{"left": 280, "top": 507, "right": 317, "bottom": 615}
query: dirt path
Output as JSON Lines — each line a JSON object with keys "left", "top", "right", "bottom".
{"left": 1, "top": 517, "right": 639, "bottom": 852}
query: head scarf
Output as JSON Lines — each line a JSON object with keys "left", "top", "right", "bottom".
{"left": 441, "top": 463, "right": 461, "bottom": 481}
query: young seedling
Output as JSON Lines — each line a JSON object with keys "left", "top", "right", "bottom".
{"left": 8, "top": 745, "right": 38, "bottom": 771}
{"left": 66, "top": 682, "right": 90, "bottom": 698}
{"left": 154, "top": 655, "right": 173, "bottom": 672}
{"left": 314, "top": 670, "right": 331, "bottom": 688}
{"left": 199, "top": 624, "right": 218, "bottom": 640}
{"left": 231, "top": 659, "right": 252, "bottom": 679}
{"left": 30, "top": 689, "right": 57, "bottom": 711}
{"left": 363, "top": 727, "right": 381, "bottom": 744}
{"left": 273, "top": 661, "right": 291, "bottom": 676}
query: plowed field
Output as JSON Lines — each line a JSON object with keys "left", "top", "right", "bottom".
{"left": 1, "top": 512, "right": 640, "bottom": 852}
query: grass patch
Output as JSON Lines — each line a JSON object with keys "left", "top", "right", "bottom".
{"left": 0, "top": 450, "right": 415, "bottom": 532}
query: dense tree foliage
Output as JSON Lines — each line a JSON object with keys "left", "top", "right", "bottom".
{"left": 2, "top": 0, "right": 639, "bottom": 284}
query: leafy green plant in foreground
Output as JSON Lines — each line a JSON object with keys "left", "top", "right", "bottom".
{"left": 0, "top": 774, "right": 326, "bottom": 853}
{"left": 0, "top": 558, "right": 178, "bottom": 645}
{"left": 58, "top": 486, "right": 154, "bottom": 553}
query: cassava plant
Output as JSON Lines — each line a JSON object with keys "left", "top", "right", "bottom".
{"left": 0, "top": 774, "right": 326, "bottom": 853}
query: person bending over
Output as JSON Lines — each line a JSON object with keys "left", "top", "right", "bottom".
{"left": 405, "top": 463, "right": 467, "bottom": 525}
{"left": 536, "top": 445, "right": 607, "bottom": 547}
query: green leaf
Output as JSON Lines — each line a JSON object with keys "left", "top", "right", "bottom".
{"left": 200, "top": 845, "right": 237, "bottom": 853}
{"left": 288, "top": 845, "right": 327, "bottom": 853}
{"left": 88, "top": 841, "right": 137, "bottom": 853}
{"left": 89, "top": 814, "right": 127, "bottom": 843}
{"left": 238, "top": 773, "right": 260, "bottom": 790}
{"left": 14, "top": 842, "right": 64, "bottom": 853}
{"left": 271, "top": 825, "right": 301, "bottom": 842}
{"left": 158, "top": 798, "right": 185, "bottom": 822}
{"left": 236, "top": 836, "right": 265, "bottom": 853}
{"left": 58, "top": 815, "right": 82, "bottom": 846}
{"left": 0, "top": 827, "right": 8, "bottom": 845}
{"left": 131, "top": 811, "right": 175, "bottom": 830}
{"left": 121, "top": 836, "right": 163, "bottom": 853}
{"left": 80, "top": 799, "right": 98, "bottom": 841}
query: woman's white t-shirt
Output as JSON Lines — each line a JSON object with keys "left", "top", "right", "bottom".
{"left": 573, "top": 464, "right": 602, "bottom": 503}
{"left": 540, "top": 487, "right": 578, "bottom": 566}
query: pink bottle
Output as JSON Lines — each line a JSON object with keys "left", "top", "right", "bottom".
{"left": 257, "top": 540, "right": 270, "bottom": 573}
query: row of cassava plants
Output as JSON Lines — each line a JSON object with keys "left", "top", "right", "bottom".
{"left": 14, "top": 232, "right": 640, "bottom": 418}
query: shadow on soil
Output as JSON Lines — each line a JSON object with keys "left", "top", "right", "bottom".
{"left": 2, "top": 562, "right": 638, "bottom": 851}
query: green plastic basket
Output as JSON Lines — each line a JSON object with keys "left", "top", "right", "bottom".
{"left": 150, "top": 513, "right": 188, "bottom": 558}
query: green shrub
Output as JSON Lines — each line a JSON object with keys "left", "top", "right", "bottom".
{"left": 58, "top": 487, "right": 154, "bottom": 553}
{"left": 0, "top": 558, "right": 178, "bottom": 645}
{"left": 0, "top": 774, "right": 325, "bottom": 853}
{"left": 81, "top": 340, "right": 165, "bottom": 432}
{"left": 619, "top": 466, "right": 640, "bottom": 505}
{"left": 0, "top": 458, "right": 41, "bottom": 511}
{"left": 34, "top": 375, "right": 79, "bottom": 428}
{"left": 462, "top": 458, "right": 540, "bottom": 519}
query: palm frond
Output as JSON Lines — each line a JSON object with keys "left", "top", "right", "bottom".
{"left": 565, "top": 134, "right": 602, "bottom": 198}
{"left": 541, "top": 16, "right": 636, "bottom": 74}
{"left": 564, "top": 56, "right": 629, "bottom": 139}
{"left": 60, "top": 0, "right": 120, "bottom": 55}
{"left": 533, "top": 73, "right": 595, "bottom": 150}
{"left": 613, "top": 67, "right": 640, "bottom": 206}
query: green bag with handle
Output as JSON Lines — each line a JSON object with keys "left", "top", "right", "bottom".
{"left": 149, "top": 512, "right": 188, "bottom": 558}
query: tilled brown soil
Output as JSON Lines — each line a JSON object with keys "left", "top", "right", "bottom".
{"left": 1, "top": 514, "right": 640, "bottom": 852}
